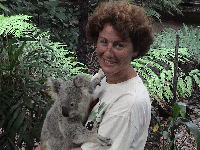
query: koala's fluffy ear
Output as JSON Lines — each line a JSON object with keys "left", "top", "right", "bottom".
{"left": 47, "top": 78, "right": 61, "bottom": 94}
{"left": 73, "top": 76, "right": 87, "bottom": 87}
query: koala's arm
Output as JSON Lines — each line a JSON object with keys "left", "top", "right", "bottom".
{"left": 90, "top": 69, "right": 105, "bottom": 89}
{"left": 72, "top": 125, "right": 96, "bottom": 144}
{"left": 70, "top": 148, "right": 82, "bottom": 150}
{"left": 90, "top": 69, "right": 104, "bottom": 82}
{"left": 71, "top": 124, "right": 111, "bottom": 147}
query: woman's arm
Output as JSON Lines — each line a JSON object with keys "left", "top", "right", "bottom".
{"left": 70, "top": 148, "right": 82, "bottom": 150}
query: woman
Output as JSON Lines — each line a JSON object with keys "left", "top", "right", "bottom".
{"left": 72, "top": 1, "right": 153, "bottom": 150}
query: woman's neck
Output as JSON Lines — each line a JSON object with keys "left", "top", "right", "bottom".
{"left": 106, "top": 66, "right": 137, "bottom": 84}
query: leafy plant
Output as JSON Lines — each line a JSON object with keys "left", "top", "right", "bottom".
{"left": 0, "top": 14, "right": 87, "bottom": 149}
{"left": 161, "top": 102, "right": 200, "bottom": 150}
{"left": 0, "top": 38, "right": 51, "bottom": 150}
{"left": 2, "top": 0, "right": 79, "bottom": 51}
{"left": 129, "top": 0, "right": 183, "bottom": 20}
{"left": 0, "top": 14, "right": 36, "bottom": 38}
{"left": 152, "top": 25, "right": 200, "bottom": 64}
{"left": 132, "top": 48, "right": 200, "bottom": 106}
{"left": 0, "top": 0, "right": 9, "bottom": 12}
{"left": 132, "top": 31, "right": 200, "bottom": 149}
{"left": 0, "top": 14, "right": 87, "bottom": 78}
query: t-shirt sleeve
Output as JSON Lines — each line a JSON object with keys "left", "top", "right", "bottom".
{"left": 81, "top": 94, "right": 151, "bottom": 150}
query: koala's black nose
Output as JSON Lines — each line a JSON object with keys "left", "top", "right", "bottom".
{"left": 62, "top": 106, "right": 69, "bottom": 117}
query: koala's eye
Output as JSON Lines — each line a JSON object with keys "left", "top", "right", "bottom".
{"left": 70, "top": 102, "right": 74, "bottom": 107}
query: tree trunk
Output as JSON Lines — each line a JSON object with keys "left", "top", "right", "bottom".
{"left": 76, "top": 0, "right": 89, "bottom": 66}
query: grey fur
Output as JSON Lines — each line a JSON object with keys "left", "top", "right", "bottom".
{"left": 41, "top": 71, "right": 111, "bottom": 150}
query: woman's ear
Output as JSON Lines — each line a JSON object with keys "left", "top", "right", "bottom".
{"left": 132, "top": 50, "right": 139, "bottom": 58}
{"left": 131, "top": 50, "right": 139, "bottom": 61}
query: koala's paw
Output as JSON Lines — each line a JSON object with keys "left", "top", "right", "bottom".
{"left": 97, "top": 69, "right": 104, "bottom": 78}
{"left": 98, "top": 135, "right": 112, "bottom": 147}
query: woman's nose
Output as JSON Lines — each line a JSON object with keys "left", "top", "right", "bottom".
{"left": 104, "top": 45, "right": 114, "bottom": 57}
{"left": 107, "top": 42, "right": 113, "bottom": 50}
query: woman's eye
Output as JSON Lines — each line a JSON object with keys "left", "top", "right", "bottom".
{"left": 118, "top": 43, "right": 124, "bottom": 48}
{"left": 101, "top": 40, "right": 107, "bottom": 44}
{"left": 114, "top": 42, "right": 124, "bottom": 49}
{"left": 99, "top": 38, "right": 107, "bottom": 44}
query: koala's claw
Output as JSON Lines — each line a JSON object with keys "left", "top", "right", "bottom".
{"left": 105, "top": 138, "right": 112, "bottom": 146}
{"left": 98, "top": 136, "right": 112, "bottom": 147}
{"left": 98, "top": 69, "right": 104, "bottom": 77}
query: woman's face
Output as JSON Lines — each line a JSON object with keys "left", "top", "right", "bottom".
{"left": 96, "top": 23, "right": 137, "bottom": 78}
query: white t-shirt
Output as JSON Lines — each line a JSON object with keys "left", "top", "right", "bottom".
{"left": 81, "top": 75, "right": 151, "bottom": 150}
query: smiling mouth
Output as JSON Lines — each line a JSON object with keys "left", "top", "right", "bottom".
{"left": 102, "top": 58, "right": 117, "bottom": 66}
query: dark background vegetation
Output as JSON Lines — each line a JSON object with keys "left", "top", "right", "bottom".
{"left": 0, "top": 0, "right": 199, "bottom": 150}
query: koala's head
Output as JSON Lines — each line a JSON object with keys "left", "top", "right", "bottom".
{"left": 47, "top": 75, "right": 94, "bottom": 121}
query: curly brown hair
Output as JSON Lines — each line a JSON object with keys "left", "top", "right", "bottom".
{"left": 86, "top": 1, "right": 153, "bottom": 58}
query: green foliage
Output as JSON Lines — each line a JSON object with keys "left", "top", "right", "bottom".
{"left": 131, "top": 24, "right": 200, "bottom": 150}
{"left": 2, "top": 0, "right": 79, "bottom": 51}
{"left": 144, "top": 7, "right": 161, "bottom": 21}
{"left": 184, "top": 120, "right": 200, "bottom": 149}
{"left": 172, "top": 102, "right": 186, "bottom": 121}
{"left": 133, "top": 40, "right": 200, "bottom": 149}
{"left": 152, "top": 25, "right": 200, "bottom": 64}
{"left": 130, "top": 0, "right": 182, "bottom": 20}
{"left": 162, "top": 102, "right": 200, "bottom": 150}
{"left": 0, "top": 38, "right": 51, "bottom": 150}
{"left": 0, "top": 0, "right": 9, "bottom": 12}
{"left": 0, "top": 14, "right": 86, "bottom": 78}
{"left": 0, "top": 15, "right": 35, "bottom": 38}
{"left": 0, "top": 14, "right": 86, "bottom": 149}
{"left": 132, "top": 48, "right": 200, "bottom": 106}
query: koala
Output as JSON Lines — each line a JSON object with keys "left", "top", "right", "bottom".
{"left": 40, "top": 70, "right": 111, "bottom": 150}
